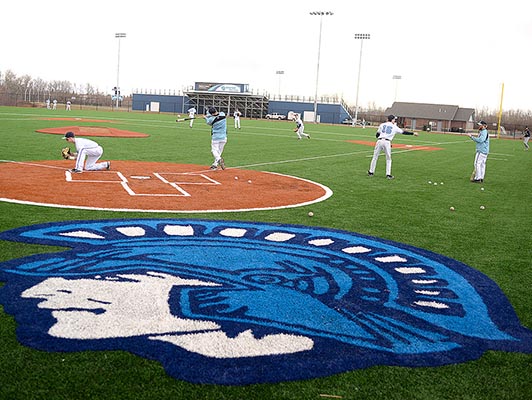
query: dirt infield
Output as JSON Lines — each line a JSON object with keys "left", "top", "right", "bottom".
{"left": 36, "top": 126, "right": 149, "bottom": 138}
{"left": 348, "top": 140, "right": 443, "bottom": 151}
{"left": 0, "top": 160, "right": 331, "bottom": 213}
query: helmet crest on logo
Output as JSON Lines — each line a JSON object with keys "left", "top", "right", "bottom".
{"left": 0, "top": 219, "right": 531, "bottom": 385}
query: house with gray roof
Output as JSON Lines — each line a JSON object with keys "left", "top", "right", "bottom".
{"left": 385, "top": 102, "right": 476, "bottom": 132}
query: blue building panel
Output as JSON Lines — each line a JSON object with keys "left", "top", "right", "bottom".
{"left": 268, "top": 101, "right": 350, "bottom": 124}
{"left": 132, "top": 94, "right": 191, "bottom": 114}
{"left": 132, "top": 94, "right": 351, "bottom": 124}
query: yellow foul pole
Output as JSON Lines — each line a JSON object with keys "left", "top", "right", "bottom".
{"left": 497, "top": 83, "right": 504, "bottom": 138}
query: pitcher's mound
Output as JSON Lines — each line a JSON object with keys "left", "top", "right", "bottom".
{"left": 37, "top": 126, "right": 149, "bottom": 138}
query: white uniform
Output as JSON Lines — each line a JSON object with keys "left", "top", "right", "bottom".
{"left": 187, "top": 107, "right": 197, "bottom": 128}
{"left": 72, "top": 137, "right": 108, "bottom": 171}
{"left": 294, "top": 115, "right": 310, "bottom": 139}
{"left": 233, "top": 110, "right": 241, "bottom": 129}
{"left": 524, "top": 127, "right": 530, "bottom": 150}
{"left": 369, "top": 121, "right": 405, "bottom": 177}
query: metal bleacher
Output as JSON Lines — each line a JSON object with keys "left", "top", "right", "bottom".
{"left": 184, "top": 90, "right": 269, "bottom": 119}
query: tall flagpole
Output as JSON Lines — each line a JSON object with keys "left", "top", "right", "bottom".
{"left": 497, "top": 82, "right": 504, "bottom": 139}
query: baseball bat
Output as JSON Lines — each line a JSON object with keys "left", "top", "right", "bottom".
{"left": 176, "top": 117, "right": 196, "bottom": 122}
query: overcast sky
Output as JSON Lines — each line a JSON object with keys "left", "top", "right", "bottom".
{"left": 2, "top": 0, "right": 531, "bottom": 111}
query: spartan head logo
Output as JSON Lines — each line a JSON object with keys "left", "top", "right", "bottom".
{"left": 0, "top": 219, "right": 531, "bottom": 385}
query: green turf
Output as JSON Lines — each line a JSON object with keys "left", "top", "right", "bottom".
{"left": 0, "top": 106, "right": 531, "bottom": 399}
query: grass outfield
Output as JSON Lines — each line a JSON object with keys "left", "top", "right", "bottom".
{"left": 0, "top": 106, "right": 531, "bottom": 399}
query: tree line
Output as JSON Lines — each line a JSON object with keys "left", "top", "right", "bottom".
{"left": 0, "top": 69, "right": 127, "bottom": 108}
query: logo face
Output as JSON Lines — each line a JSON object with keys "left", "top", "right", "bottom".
{"left": 0, "top": 219, "right": 531, "bottom": 385}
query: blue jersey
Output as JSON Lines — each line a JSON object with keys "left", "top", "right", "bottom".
{"left": 205, "top": 112, "right": 227, "bottom": 141}
{"left": 471, "top": 128, "right": 489, "bottom": 154}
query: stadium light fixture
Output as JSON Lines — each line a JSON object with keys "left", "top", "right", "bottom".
{"left": 353, "top": 33, "right": 370, "bottom": 127}
{"left": 392, "top": 75, "right": 402, "bottom": 102}
{"left": 115, "top": 33, "right": 126, "bottom": 108}
{"left": 310, "top": 11, "right": 333, "bottom": 123}
{"left": 276, "top": 70, "right": 285, "bottom": 98}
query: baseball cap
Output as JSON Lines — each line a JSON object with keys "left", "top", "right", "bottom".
{"left": 63, "top": 131, "right": 75, "bottom": 139}
{"left": 387, "top": 114, "right": 397, "bottom": 122}
{"left": 208, "top": 107, "right": 217, "bottom": 115}
{"left": 477, "top": 120, "right": 487, "bottom": 126}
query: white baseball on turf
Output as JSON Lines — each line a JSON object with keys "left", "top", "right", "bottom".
{"left": 308, "top": 212, "right": 314, "bottom": 217}
{"left": 450, "top": 206, "right": 455, "bottom": 211}
{"left": 480, "top": 205, "right": 485, "bottom": 210}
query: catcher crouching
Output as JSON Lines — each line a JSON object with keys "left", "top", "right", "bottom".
{"left": 62, "top": 131, "right": 111, "bottom": 173}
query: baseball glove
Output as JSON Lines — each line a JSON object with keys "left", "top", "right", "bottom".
{"left": 61, "top": 147, "right": 75, "bottom": 160}
{"left": 293, "top": 128, "right": 298, "bottom": 132}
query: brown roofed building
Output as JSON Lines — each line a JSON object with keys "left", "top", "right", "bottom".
{"left": 385, "top": 102, "right": 475, "bottom": 133}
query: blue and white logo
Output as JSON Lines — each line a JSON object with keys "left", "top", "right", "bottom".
{"left": 0, "top": 219, "right": 531, "bottom": 385}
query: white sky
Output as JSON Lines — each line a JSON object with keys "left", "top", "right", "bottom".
{"left": 2, "top": 0, "right": 531, "bottom": 111}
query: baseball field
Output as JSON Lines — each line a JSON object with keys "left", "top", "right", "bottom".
{"left": 0, "top": 106, "right": 530, "bottom": 399}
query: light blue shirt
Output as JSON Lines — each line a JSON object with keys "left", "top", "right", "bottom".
{"left": 205, "top": 112, "right": 227, "bottom": 141}
{"left": 471, "top": 128, "right": 490, "bottom": 154}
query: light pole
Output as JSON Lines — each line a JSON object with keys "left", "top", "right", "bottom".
{"left": 392, "top": 75, "right": 402, "bottom": 102}
{"left": 275, "top": 70, "right": 284, "bottom": 98}
{"left": 310, "top": 11, "right": 333, "bottom": 123}
{"left": 115, "top": 32, "right": 126, "bottom": 108}
{"left": 353, "top": 33, "right": 370, "bottom": 127}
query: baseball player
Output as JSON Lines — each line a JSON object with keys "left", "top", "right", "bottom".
{"left": 187, "top": 107, "right": 197, "bottom": 128}
{"left": 368, "top": 114, "right": 418, "bottom": 179}
{"left": 523, "top": 126, "right": 530, "bottom": 150}
{"left": 63, "top": 131, "right": 110, "bottom": 173}
{"left": 204, "top": 107, "right": 227, "bottom": 170}
{"left": 233, "top": 109, "right": 242, "bottom": 129}
{"left": 468, "top": 120, "right": 490, "bottom": 183}
{"left": 294, "top": 113, "right": 310, "bottom": 140}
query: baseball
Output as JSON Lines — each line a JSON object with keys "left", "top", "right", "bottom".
{"left": 480, "top": 205, "right": 485, "bottom": 210}
{"left": 247, "top": 180, "right": 252, "bottom": 184}
{"left": 234, "top": 176, "right": 239, "bottom": 180}
{"left": 428, "top": 181, "right": 432, "bottom": 184}
{"left": 450, "top": 206, "right": 455, "bottom": 211}
{"left": 308, "top": 211, "right": 314, "bottom": 217}
{"left": 481, "top": 187, "right": 484, "bottom": 191}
